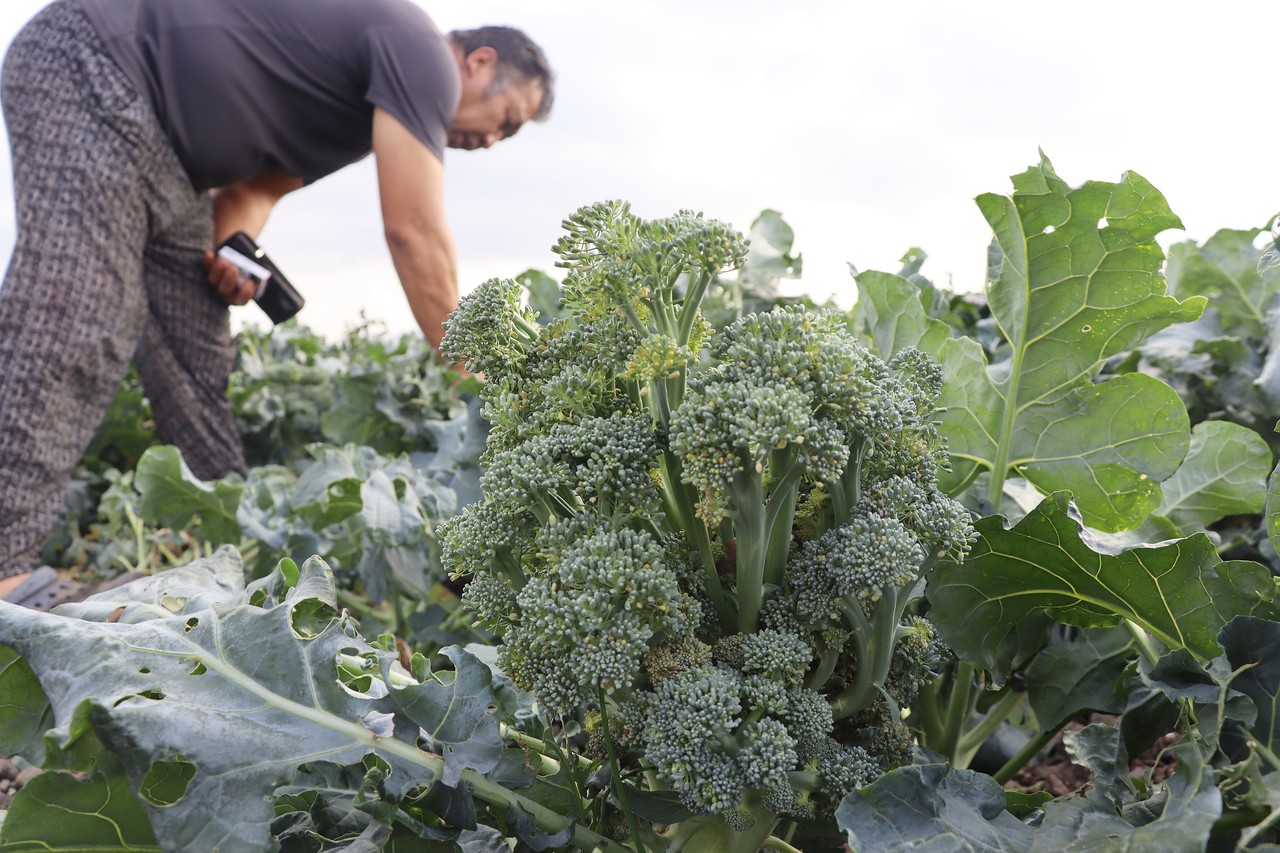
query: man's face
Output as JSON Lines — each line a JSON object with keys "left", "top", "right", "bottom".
{"left": 449, "top": 48, "right": 543, "bottom": 151}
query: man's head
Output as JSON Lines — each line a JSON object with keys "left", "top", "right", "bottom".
{"left": 447, "top": 26, "right": 554, "bottom": 151}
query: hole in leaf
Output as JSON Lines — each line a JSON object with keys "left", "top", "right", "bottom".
{"left": 1081, "top": 325, "right": 1092, "bottom": 333}
{"left": 184, "top": 617, "right": 199, "bottom": 633}
{"left": 189, "top": 662, "right": 207, "bottom": 676}
{"left": 139, "top": 758, "right": 196, "bottom": 807}
{"left": 291, "top": 598, "right": 338, "bottom": 640}
{"left": 336, "top": 648, "right": 387, "bottom": 698}
{"left": 1098, "top": 219, "right": 1109, "bottom": 230}
{"left": 113, "top": 689, "right": 166, "bottom": 707}
{"left": 1042, "top": 225, "right": 1056, "bottom": 235}
{"left": 138, "top": 667, "right": 150, "bottom": 674}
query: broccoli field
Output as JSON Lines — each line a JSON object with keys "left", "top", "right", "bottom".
{"left": 5, "top": 155, "right": 1280, "bottom": 851}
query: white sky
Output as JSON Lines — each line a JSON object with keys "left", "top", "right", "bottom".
{"left": 1, "top": 1, "right": 1277, "bottom": 339}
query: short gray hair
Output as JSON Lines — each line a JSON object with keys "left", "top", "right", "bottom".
{"left": 449, "top": 26, "right": 554, "bottom": 121}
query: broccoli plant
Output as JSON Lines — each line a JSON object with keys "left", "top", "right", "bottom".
{"left": 440, "top": 202, "right": 973, "bottom": 851}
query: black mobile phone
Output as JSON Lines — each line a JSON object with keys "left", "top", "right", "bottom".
{"left": 216, "top": 231, "right": 305, "bottom": 325}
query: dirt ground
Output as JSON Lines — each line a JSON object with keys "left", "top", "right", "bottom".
{"left": 0, "top": 756, "right": 38, "bottom": 811}
{"left": 1006, "top": 715, "right": 1181, "bottom": 797}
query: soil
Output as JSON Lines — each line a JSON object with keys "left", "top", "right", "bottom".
{"left": 1005, "top": 714, "right": 1181, "bottom": 797}
{"left": 0, "top": 755, "right": 38, "bottom": 811}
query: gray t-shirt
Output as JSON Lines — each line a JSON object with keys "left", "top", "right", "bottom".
{"left": 79, "top": 0, "right": 459, "bottom": 190}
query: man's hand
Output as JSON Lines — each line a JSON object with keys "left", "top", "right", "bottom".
{"left": 204, "top": 169, "right": 303, "bottom": 306}
{"left": 202, "top": 250, "right": 257, "bottom": 306}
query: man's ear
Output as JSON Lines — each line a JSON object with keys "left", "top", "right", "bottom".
{"left": 463, "top": 45, "right": 498, "bottom": 80}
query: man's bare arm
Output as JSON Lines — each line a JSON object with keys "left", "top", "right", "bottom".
{"left": 205, "top": 169, "right": 305, "bottom": 305}
{"left": 372, "top": 106, "right": 458, "bottom": 353}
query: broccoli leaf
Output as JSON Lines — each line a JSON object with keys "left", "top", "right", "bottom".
{"left": 837, "top": 763, "right": 1033, "bottom": 852}
{"left": 1154, "top": 420, "right": 1272, "bottom": 534}
{"left": 0, "top": 767, "right": 160, "bottom": 851}
{"left": 52, "top": 546, "right": 249, "bottom": 624}
{"left": 935, "top": 154, "right": 1205, "bottom": 531}
{"left": 133, "top": 445, "right": 244, "bottom": 544}
{"left": 928, "top": 492, "right": 1277, "bottom": 668}
{"left": 1165, "top": 228, "right": 1280, "bottom": 338}
{"left": 1219, "top": 616, "right": 1280, "bottom": 756}
{"left": 0, "top": 646, "right": 53, "bottom": 765}
{"left": 1029, "top": 743, "right": 1221, "bottom": 853}
{"left": 0, "top": 554, "right": 447, "bottom": 852}
{"left": 1023, "top": 627, "right": 1132, "bottom": 734}
{"left": 852, "top": 270, "right": 951, "bottom": 360}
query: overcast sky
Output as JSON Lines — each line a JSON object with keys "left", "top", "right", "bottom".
{"left": 1, "top": 1, "right": 1276, "bottom": 339}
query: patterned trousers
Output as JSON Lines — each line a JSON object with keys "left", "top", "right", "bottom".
{"left": 0, "top": 0, "right": 246, "bottom": 577}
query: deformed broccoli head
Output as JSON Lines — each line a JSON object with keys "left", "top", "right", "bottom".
{"left": 815, "top": 740, "right": 878, "bottom": 812}
{"left": 885, "top": 616, "right": 949, "bottom": 707}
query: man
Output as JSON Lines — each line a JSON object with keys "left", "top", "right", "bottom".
{"left": 0, "top": 0, "right": 553, "bottom": 602}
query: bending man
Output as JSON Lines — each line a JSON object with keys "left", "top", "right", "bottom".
{"left": 0, "top": 0, "right": 552, "bottom": 592}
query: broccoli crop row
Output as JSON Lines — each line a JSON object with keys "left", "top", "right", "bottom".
{"left": 439, "top": 201, "right": 973, "bottom": 851}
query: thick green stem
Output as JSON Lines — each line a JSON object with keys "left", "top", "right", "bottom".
{"left": 831, "top": 591, "right": 902, "bottom": 720}
{"left": 805, "top": 646, "right": 842, "bottom": 692}
{"left": 993, "top": 725, "right": 1060, "bottom": 785}
{"left": 954, "top": 688, "right": 1024, "bottom": 769}
{"left": 936, "top": 661, "right": 977, "bottom": 759}
{"left": 599, "top": 692, "right": 648, "bottom": 853}
{"left": 676, "top": 271, "right": 713, "bottom": 346}
{"left": 1124, "top": 619, "right": 1162, "bottom": 668}
{"left": 733, "top": 463, "right": 768, "bottom": 634}
{"left": 762, "top": 837, "right": 804, "bottom": 853}
{"left": 986, "top": 368, "right": 1024, "bottom": 513}
{"left": 828, "top": 444, "right": 867, "bottom": 533}
{"left": 912, "top": 676, "right": 947, "bottom": 747}
{"left": 661, "top": 454, "right": 732, "bottom": 632}
{"left": 761, "top": 453, "right": 805, "bottom": 589}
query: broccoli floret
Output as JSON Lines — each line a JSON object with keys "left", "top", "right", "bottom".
{"left": 721, "top": 807, "right": 757, "bottom": 833}
{"left": 885, "top": 616, "right": 948, "bottom": 707}
{"left": 441, "top": 277, "right": 540, "bottom": 381}
{"left": 815, "top": 740, "right": 878, "bottom": 811}
{"left": 787, "top": 514, "right": 925, "bottom": 629}
{"left": 783, "top": 688, "right": 836, "bottom": 760}
{"left": 644, "top": 637, "right": 714, "bottom": 685}
{"left": 501, "top": 524, "right": 691, "bottom": 710}
{"left": 643, "top": 665, "right": 797, "bottom": 815}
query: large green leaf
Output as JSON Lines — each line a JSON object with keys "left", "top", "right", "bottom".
{"left": 1026, "top": 744, "right": 1220, "bottom": 852}
{"left": 0, "top": 553, "right": 595, "bottom": 853}
{"left": 1165, "top": 228, "right": 1280, "bottom": 337}
{"left": 52, "top": 546, "right": 249, "bottom": 624}
{"left": 1023, "top": 628, "right": 1132, "bottom": 734}
{"left": 1155, "top": 420, "right": 1272, "bottom": 534}
{"left": 837, "top": 764, "right": 1034, "bottom": 852}
{"left": 0, "top": 555, "right": 446, "bottom": 852}
{"left": 1220, "top": 616, "right": 1280, "bottom": 755}
{"left": 0, "top": 646, "right": 53, "bottom": 764}
{"left": 0, "top": 768, "right": 160, "bottom": 851}
{"left": 852, "top": 270, "right": 951, "bottom": 360}
{"left": 928, "top": 493, "right": 1277, "bottom": 668}
{"left": 936, "top": 155, "right": 1205, "bottom": 530}
{"left": 133, "top": 445, "right": 244, "bottom": 543}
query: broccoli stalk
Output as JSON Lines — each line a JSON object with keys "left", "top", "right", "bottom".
{"left": 440, "top": 203, "right": 973, "bottom": 851}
